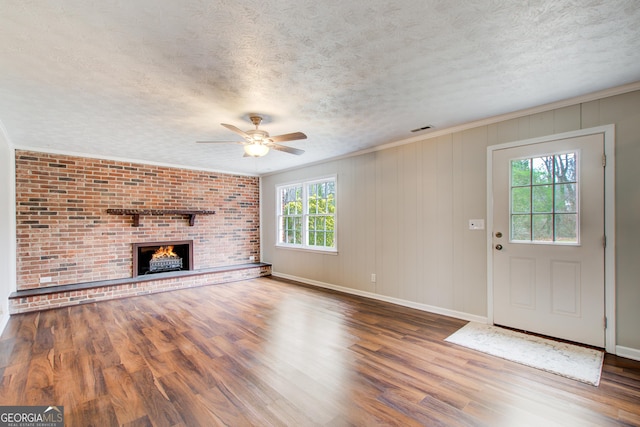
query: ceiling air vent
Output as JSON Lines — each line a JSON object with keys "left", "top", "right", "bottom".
{"left": 410, "top": 125, "right": 433, "bottom": 133}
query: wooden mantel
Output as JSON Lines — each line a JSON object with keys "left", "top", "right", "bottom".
{"left": 106, "top": 209, "right": 216, "bottom": 227}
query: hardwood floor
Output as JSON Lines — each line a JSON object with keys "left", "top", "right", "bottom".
{"left": 1, "top": 277, "right": 639, "bottom": 426}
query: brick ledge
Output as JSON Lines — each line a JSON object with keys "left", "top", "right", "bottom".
{"left": 10, "top": 262, "right": 271, "bottom": 299}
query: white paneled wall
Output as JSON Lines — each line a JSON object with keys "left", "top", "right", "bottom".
{"left": 262, "top": 131, "right": 490, "bottom": 318}
{"left": 262, "top": 90, "right": 640, "bottom": 352}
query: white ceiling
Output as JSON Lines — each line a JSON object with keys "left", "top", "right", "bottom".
{"left": 1, "top": 1, "right": 639, "bottom": 176}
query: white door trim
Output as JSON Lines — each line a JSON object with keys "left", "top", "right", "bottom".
{"left": 487, "top": 124, "right": 616, "bottom": 353}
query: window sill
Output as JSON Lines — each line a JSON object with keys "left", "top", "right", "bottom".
{"left": 275, "top": 244, "right": 338, "bottom": 255}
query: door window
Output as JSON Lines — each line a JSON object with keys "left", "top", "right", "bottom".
{"left": 510, "top": 152, "right": 578, "bottom": 244}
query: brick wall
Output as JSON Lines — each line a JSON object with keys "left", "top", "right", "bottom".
{"left": 15, "top": 151, "right": 260, "bottom": 290}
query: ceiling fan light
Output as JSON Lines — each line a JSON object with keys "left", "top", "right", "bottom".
{"left": 244, "top": 143, "right": 269, "bottom": 157}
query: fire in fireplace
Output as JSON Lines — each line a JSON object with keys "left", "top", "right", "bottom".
{"left": 149, "top": 245, "right": 183, "bottom": 273}
{"left": 132, "top": 240, "right": 193, "bottom": 277}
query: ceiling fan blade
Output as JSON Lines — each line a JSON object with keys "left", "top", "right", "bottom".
{"left": 221, "top": 123, "right": 251, "bottom": 139}
{"left": 268, "top": 132, "right": 307, "bottom": 143}
{"left": 269, "top": 143, "right": 305, "bottom": 155}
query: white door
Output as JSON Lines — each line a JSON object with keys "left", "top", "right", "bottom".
{"left": 492, "top": 133, "right": 605, "bottom": 347}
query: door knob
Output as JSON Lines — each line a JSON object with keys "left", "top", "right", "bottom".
{"left": 495, "top": 244, "right": 503, "bottom": 250}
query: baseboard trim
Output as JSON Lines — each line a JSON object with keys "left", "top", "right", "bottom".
{"left": 616, "top": 345, "right": 640, "bottom": 362}
{"left": 0, "top": 311, "right": 9, "bottom": 336}
{"left": 273, "top": 272, "right": 488, "bottom": 324}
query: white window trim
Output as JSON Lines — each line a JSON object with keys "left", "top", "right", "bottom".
{"left": 276, "top": 175, "right": 337, "bottom": 253}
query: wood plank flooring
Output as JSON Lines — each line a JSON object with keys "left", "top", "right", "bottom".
{"left": 1, "top": 276, "right": 639, "bottom": 426}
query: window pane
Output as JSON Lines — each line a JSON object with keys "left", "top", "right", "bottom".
{"left": 283, "top": 216, "right": 302, "bottom": 244}
{"left": 296, "top": 188, "right": 303, "bottom": 214}
{"left": 512, "top": 214, "right": 531, "bottom": 240}
{"left": 327, "top": 182, "right": 336, "bottom": 212}
{"left": 296, "top": 217, "right": 302, "bottom": 243}
{"left": 511, "top": 159, "right": 531, "bottom": 186}
{"left": 532, "top": 185, "right": 553, "bottom": 213}
{"left": 306, "top": 180, "right": 336, "bottom": 247}
{"left": 555, "top": 153, "right": 576, "bottom": 183}
{"left": 555, "top": 214, "right": 577, "bottom": 242}
{"left": 308, "top": 198, "right": 315, "bottom": 214}
{"left": 308, "top": 182, "right": 335, "bottom": 215}
{"left": 326, "top": 232, "right": 334, "bottom": 247}
{"left": 554, "top": 183, "right": 576, "bottom": 213}
{"left": 512, "top": 187, "right": 531, "bottom": 213}
{"left": 532, "top": 157, "right": 553, "bottom": 184}
{"left": 282, "top": 186, "right": 302, "bottom": 215}
{"left": 308, "top": 215, "right": 332, "bottom": 246}
{"left": 318, "top": 216, "right": 326, "bottom": 230}
{"left": 309, "top": 231, "right": 328, "bottom": 247}
{"left": 317, "top": 196, "right": 326, "bottom": 214}
{"left": 533, "top": 214, "right": 553, "bottom": 241}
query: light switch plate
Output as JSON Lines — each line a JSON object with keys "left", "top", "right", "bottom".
{"left": 469, "top": 219, "right": 485, "bottom": 230}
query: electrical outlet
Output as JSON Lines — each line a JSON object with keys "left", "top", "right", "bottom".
{"left": 468, "top": 219, "right": 485, "bottom": 230}
{"left": 371, "top": 273, "right": 376, "bottom": 283}
{"left": 40, "top": 277, "right": 52, "bottom": 284}
{"left": 249, "top": 256, "right": 256, "bottom": 262}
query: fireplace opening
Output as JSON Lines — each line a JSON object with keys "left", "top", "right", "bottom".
{"left": 133, "top": 240, "right": 193, "bottom": 277}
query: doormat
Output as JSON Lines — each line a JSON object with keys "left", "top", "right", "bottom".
{"left": 444, "top": 322, "right": 604, "bottom": 386}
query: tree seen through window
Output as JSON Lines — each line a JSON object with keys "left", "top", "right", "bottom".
{"left": 511, "top": 153, "right": 577, "bottom": 243}
{"left": 278, "top": 178, "right": 336, "bottom": 250}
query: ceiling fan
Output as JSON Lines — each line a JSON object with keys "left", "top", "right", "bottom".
{"left": 197, "top": 115, "right": 306, "bottom": 157}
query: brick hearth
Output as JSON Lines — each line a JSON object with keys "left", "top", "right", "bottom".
{"left": 9, "top": 263, "right": 271, "bottom": 314}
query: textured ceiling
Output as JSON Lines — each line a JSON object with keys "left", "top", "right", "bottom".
{"left": 1, "top": 1, "right": 639, "bottom": 175}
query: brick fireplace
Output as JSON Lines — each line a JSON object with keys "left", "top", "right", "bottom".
{"left": 11, "top": 151, "right": 269, "bottom": 313}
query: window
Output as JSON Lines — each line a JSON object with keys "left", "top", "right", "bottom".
{"left": 277, "top": 177, "right": 336, "bottom": 251}
{"left": 510, "top": 152, "right": 579, "bottom": 244}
